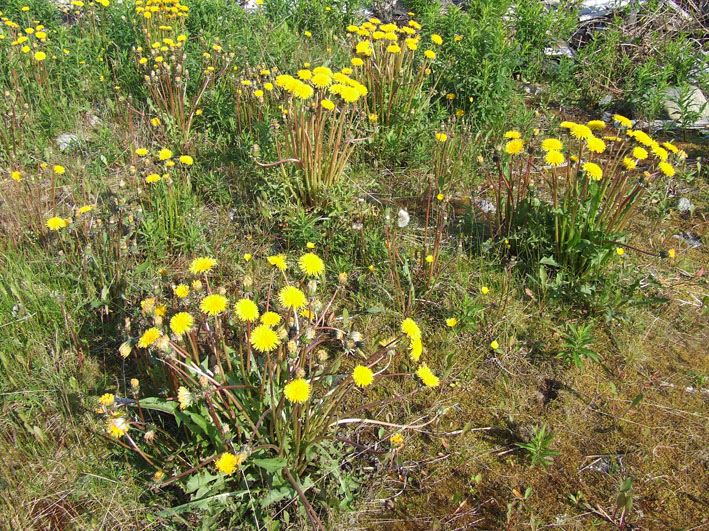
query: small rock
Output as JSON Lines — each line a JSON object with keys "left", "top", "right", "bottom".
{"left": 677, "top": 197, "right": 692, "bottom": 212}
{"left": 87, "top": 114, "right": 102, "bottom": 127}
{"left": 544, "top": 40, "right": 575, "bottom": 58}
{"left": 474, "top": 199, "right": 497, "bottom": 214}
{"left": 673, "top": 232, "right": 702, "bottom": 248}
{"left": 55, "top": 133, "right": 79, "bottom": 152}
{"left": 663, "top": 85, "right": 709, "bottom": 122}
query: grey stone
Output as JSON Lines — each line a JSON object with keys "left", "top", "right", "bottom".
{"left": 664, "top": 85, "right": 709, "bottom": 121}
{"left": 677, "top": 197, "right": 692, "bottom": 212}
{"left": 673, "top": 232, "right": 702, "bottom": 248}
{"left": 55, "top": 133, "right": 79, "bottom": 151}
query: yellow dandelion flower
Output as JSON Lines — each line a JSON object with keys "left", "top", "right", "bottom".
{"left": 613, "top": 114, "right": 632, "bottom": 128}
{"left": 424, "top": 49, "right": 436, "bottom": 59}
{"left": 652, "top": 145, "right": 668, "bottom": 162}
{"left": 662, "top": 142, "right": 678, "bottom": 154}
{"left": 390, "top": 433, "right": 404, "bottom": 445}
{"left": 235, "top": 298, "right": 259, "bottom": 322}
{"left": 11, "top": 171, "right": 21, "bottom": 181}
{"left": 200, "top": 294, "right": 227, "bottom": 316}
{"left": 267, "top": 254, "right": 287, "bottom": 271}
{"left": 174, "top": 284, "right": 189, "bottom": 298}
{"left": 386, "top": 43, "right": 401, "bottom": 53}
{"left": 504, "top": 130, "right": 521, "bottom": 139}
{"left": 146, "top": 173, "right": 161, "bottom": 183}
{"left": 53, "top": 165, "right": 66, "bottom": 174}
{"left": 560, "top": 121, "right": 576, "bottom": 129}
{"left": 215, "top": 452, "right": 238, "bottom": 475}
{"left": 446, "top": 318, "right": 457, "bottom": 327}
{"left": 622, "top": 157, "right": 636, "bottom": 170}
{"left": 179, "top": 155, "right": 193, "bottom": 165}
{"left": 435, "top": 132, "right": 447, "bottom": 142}
{"left": 633, "top": 130, "right": 653, "bottom": 146}
{"left": 297, "top": 69, "right": 312, "bottom": 80}
{"left": 481, "top": 286, "right": 489, "bottom": 294}
{"left": 136, "top": 148, "right": 149, "bottom": 156}
{"left": 260, "top": 311, "right": 282, "bottom": 326}
{"left": 505, "top": 139, "right": 524, "bottom": 155}
{"left": 431, "top": 34, "right": 443, "bottom": 45}
{"left": 34, "top": 51, "right": 46, "bottom": 61}
{"left": 250, "top": 324, "right": 280, "bottom": 352}
{"left": 659, "top": 162, "right": 675, "bottom": 177}
{"left": 46, "top": 216, "right": 69, "bottom": 230}
{"left": 586, "top": 136, "right": 606, "bottom": 153}
{"left": 632, "top": 147, "right": 648, "bottom": 160}
{"left": 668, "top": 249, "right": 676, "bottom": 259}
{"left": 616, "top": 247, "right": 624, "bottom": 256}
{"left": 415, "top": 364, "right": 440, "bottom": 388}
{"left": 170, "top": 312, "right": 193, "bottom": 336}
{"left": 490, "top": 340, "right": 499, "bottom": 350}
{"left": 583, "top": 162, "right": 603, "bottom": 181}
{"left": 545, "top": 150, "right": 565, "bottom": 167}
{"left": 352, "top": 365, "right": 374, "bottom": 387}
{"left": 587, "top": 119, "right": 605, "bottom": 130}
{"left": 138, "top": 327, "right": 161, "bottom": 348}
{"left": 190, "top": 257, "right": 217, "bottom": 274}
{"left": 158, "top": 148, "right": 173, "bottom": 160}
{"left": 107, "top": 417, "right": 129, "bottom": 438}
{"left": 99, "top": 393, "right": 115, "bottom": 406}
{"left": 284, "top": 378, "right": 310, "bottom": 403}
{"left": 401, "top": 318, "right": 421, "bottom": 340}
{"left": 298, "top": 253, "right": 325, "bottom": 276}
{"left": 570, "top": 124, "right": 593, "bottom": 139}
{"left": 409, "top": 337, "right": 422, "bottom": 361}
{"left": 279, "top": 285, "right": 307, "bottom": 309}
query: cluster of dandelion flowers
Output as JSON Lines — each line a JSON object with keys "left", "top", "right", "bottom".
{"left": 279, "top": 285, "right": 307, "bottom": 310}
{"left": 170, "top": 312, "right": 194, "bottom": 336}
{"left": 352, "top": 365, "right": 374, "bottom": 388}
{"left": 200, "top": 294, "right": 228, "bottom": 316}
{"left": 250, "top": 324, "right": 280, "bottom": 352}
{"left": 190, "top": 256, "right": 217, "bottom": 274}
{"left": 234, "top": 298, "right": 259, "bottom": 322}
{"left": 583, "top": 162, "right": 603, "bottom": 181}
{"left": 284, "top": 378, "right": 310, "bottom": 403}
{"left": 505, "top": 139, "right": 524, "bottom": 155}
{"left": 298, "top": 253, "right": 325, "bottom": 277}
{"left": 138, "top": 327, "right": 161, "bottom": 348}
{"left": 415, "top": 364, "right": 440, "bottom": 388}
{"left": 215, "top": 452, "right": 238, "bottom": 475}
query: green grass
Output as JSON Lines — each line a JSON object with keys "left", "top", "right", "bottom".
{"left": 0, "top": 0, "right": 707, "bottom": 528}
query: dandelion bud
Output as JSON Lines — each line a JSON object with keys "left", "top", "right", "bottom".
{"left": 335, "top": 330, "right": 344, "bottom": 340}
{"left": 295, "top": 368, "right": 305, "bottom": 379}
{"left": 144, "top": 430, "right": 156, "bottom": 442}
{"left": 192, "top": 279, "right": 203, "bottom": 291}
{"left": 252, "top": 144, "right": 260, "bottom": 153}
{"left": 349, "top": 331, "right": 362, "bottom": 342}
{"left": 307, "top": 280, "right": 318, "bottom": 295}
{"left": 124, "top": 317, "right": 131, "bottom": 331}
{"left": 153, "top": 470, "right": 165, "bottom": 482}
{"left": 199, "top": 375, "right": 209, "bottom": 388}
{"left": 130, "top": 378, "right": 140, "bottom": 390}
{"left": 305, "top": 328, "right": 316, "bottom": 341}
{"left": 278, "top": 327, "right": 288, "bottom": 340}
{"left": 287, "top": 340, "right": 298, "bottom": 355}
{"left": 242, "top": 275, "right": 253, "bottom": 289}
{"left": 317, "top": 349, "right": 328, "bottom": 362}
{"left": 338, "top": 272, "right": 348, "bottom": 285}
{"left": 218, "top": 287, "right": 227, "bottom": 295}
{"left": 119, "top": 341, "right": 132, "bottom": 358}
{"left": 154, "top": 315, "right": 163, "bottom": 326}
